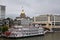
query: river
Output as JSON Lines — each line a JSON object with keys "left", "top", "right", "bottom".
{"left": 0, "top": 32, "right": 60, "bottom": 40}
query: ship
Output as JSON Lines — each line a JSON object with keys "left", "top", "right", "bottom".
{"left": 2, "top": 25, "right": 46, "bottom": 38}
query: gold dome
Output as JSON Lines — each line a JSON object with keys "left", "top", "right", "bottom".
{"left": 20, "top": 9, "right": 26, "bottom": 18}
{"left": 21, "top": 9, "right": 25, "bottom": 14}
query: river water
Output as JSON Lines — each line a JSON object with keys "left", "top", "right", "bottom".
{"left": 0, "top": 32, "right": 60, "bottom": 40}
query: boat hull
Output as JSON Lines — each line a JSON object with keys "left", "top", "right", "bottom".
{"left": 1, "top": 34, "right": 44, "bottom": 39}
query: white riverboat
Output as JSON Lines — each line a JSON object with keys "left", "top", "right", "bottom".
{"left": 4, "top": 25, "right": 45, "bottom": 38}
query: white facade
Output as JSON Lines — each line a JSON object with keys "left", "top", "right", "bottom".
{"left": 21, "top": 18, "right": 32, "bottom": 26}
{"left": 0, "top": 5, "right": 5, "bottom": 19}
{"left": 15, "top": 18, "right": 32, "bottom": 26}
{"left": 33, "top": 14, "right": 60, "bottom": 30}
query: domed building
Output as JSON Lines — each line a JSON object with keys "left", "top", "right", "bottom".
{"left": 20, "top": 9, "right": 26, "bottom": 18}
{"left": 14, "top": 9, "right": 33, "bottom": 26}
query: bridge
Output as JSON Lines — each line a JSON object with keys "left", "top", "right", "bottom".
{"left": 32, "top": 21, "right": 60, "bottom": 31}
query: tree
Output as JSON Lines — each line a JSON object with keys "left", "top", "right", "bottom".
{"left": 0, "top": 27, "right": 2, "bottom": 32}
{"left": 6, "top": 17, "right": 14, "bottom": 27}
{"left": 2, "top": 26, "right": 9, "bottom": 32}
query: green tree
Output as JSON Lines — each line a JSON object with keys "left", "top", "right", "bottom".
{"left": 0, "top": 27, "right": 2, "bottom": 32}
{"left": 2, "top": 26, "right": 9, "bottom": 32}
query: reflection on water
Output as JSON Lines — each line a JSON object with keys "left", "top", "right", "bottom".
{"left": 0, "top": 32, "right": 60, "bottom": 40}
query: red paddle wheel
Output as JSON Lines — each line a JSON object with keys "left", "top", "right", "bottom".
{"left": 4, "top": 31, "right": 11, "bottom": 36}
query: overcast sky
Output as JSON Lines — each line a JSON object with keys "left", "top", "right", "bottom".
{"left": 0, "top": 0, "right": 60, "bottom": 18}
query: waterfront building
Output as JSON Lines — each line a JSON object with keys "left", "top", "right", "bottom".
{"left": 14, "top": 9, "right": 33, "bottom": 26}
{"left": 33, "top": 14, "right": 60, "bottom": 31}
{"left": 0, "top": 5, "right": 5, "bottom": 19}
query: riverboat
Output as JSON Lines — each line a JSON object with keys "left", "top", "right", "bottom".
{"left": 2, "top": 25, "right": 45, "bottom": 38}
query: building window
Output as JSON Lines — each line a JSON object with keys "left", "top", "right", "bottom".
{"left": 52, "top": 22, "right": 60, "bottom": 26}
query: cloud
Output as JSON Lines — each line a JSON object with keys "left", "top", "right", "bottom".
{"left": 0, "top": 0, "right": 60, "bottom": 18}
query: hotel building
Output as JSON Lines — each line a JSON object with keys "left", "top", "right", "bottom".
{"left": 0, "top": 5, "right": 5, "bottom": 19}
